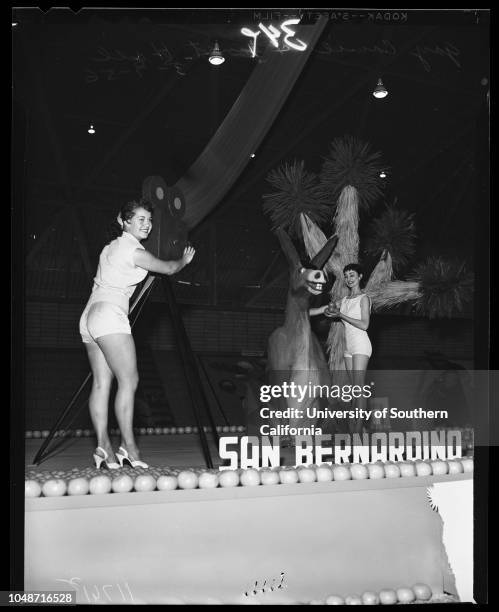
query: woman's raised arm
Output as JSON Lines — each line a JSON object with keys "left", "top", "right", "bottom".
{"left": 133, "top": 246, "right": 195, "bottom": 275}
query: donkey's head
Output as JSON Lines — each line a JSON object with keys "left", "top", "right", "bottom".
{"left": 276, "top": 228, "right": 338, "bottom": 300}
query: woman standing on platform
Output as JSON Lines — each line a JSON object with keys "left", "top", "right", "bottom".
{"left": 79, "top": 200, "right": 195, "bottom": 469}
{"left": 311, "top": 263, "right": 372, "bottom": 432}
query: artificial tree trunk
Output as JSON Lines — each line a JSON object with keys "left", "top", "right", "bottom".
{"left": 300, "top": 188, "right": 422, "bottom": 376}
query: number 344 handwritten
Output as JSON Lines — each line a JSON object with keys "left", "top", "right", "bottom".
{"left": 241, "top": 19, "right": 307, "bottom": 57}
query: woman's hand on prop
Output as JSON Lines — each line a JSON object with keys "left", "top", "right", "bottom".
{"left": 134, "top": 247, "right": 192, "bottom": 276}
{"left": 324, "top": 302, "right": 340, "bottom": 317}
{"left": 182, "top": 245, "right": 196, "bottom": 265}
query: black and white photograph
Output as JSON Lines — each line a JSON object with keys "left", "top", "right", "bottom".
{"left": 12, "top": 7, "right": 489, "bottom": 605}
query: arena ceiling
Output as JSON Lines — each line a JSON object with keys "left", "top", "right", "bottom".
{"left": 13, "top": 8, "right": 489, "bottom": 311}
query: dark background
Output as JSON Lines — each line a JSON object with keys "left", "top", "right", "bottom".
{"left": 11, "top": 8, "right": 490, "bottom": 596}
{"left": 12, "top": 8, "right": 489, "bottom": 427}
{"left": 13, "top": 8, "right": 489, "bottom": 306}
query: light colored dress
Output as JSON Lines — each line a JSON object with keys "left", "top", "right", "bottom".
{"left": 340, "top": 294, "right": 372, "bottom": 358}
{"left": 79, "top": 232, "right": 147, "bottom": 343}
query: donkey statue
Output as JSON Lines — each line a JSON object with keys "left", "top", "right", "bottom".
{"left": 263, "top": 228, "right": 339, "bottom": 436}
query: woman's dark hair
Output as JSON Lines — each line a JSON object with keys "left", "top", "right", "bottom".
{"left": 107, "top": 199, "right": 153, "bottom": 242}
{"left": 343, "top": 263, "right": 363, "bottom": 276}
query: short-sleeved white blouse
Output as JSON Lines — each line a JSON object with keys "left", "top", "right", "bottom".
{"left": 85, "top": 231, "right": 148, "bottom": 313}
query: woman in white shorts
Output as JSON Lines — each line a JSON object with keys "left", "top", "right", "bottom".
{"left": 312, "top": 263, "right": 372, "bottom": 432}
{"left": 79, "top": 200, "right": 195, "bottom": 469}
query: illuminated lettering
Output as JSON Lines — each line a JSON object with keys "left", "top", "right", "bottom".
{"left": 241, "top": 19, "right": 308, "bottom": 57}
{"left": 281, "top": 19, "right": 307, "bottom": 51}
{"left": 258, "top": 23, "right": 282, "bottom": 48}
{"left": 241, "top": 27, "right": 261, "bottom": 58}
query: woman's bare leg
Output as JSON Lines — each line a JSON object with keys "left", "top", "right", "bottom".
{"left": 85, "top": 342, "right": 115, "bottom": 459}
{"left": 96, "top": 333, "right": 142, "bottom": 459}
{"left": 352, "top": 354, "right": 370, "bottom": 433}
{"left": 343, "top": 355, "right": 359, "bottom": 433}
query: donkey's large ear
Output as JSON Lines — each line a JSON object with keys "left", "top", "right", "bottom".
{"left": 275, "top": 228, "right": 302, "bottom": 269}
{"left": 311, "top": 234, "right": 338, "bottom": 270}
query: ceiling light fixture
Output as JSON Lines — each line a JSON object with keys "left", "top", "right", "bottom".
{"left": 379, "top": 170, "right": 387, "bottom": 178}
{"left": 87, "top": 124, "right": 95, "bottom": 135}
{"left": 373, "top": 78, "right": 388, "bottom": 99}
{"left": 209, "top": 41, "right": 225, "bottom": 66}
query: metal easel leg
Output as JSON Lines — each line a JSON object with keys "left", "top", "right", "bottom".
{"left": 161, "top": 277, "right": 216, "bottom": 469}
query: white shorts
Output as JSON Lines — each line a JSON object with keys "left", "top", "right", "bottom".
{"left": 344, "top": 331, "right": 372, "bottom": 359}
{"left": 79, "top": 301, "right": 131, "bottom": 344}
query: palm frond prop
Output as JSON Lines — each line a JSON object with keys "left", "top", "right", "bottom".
{"left": 263, "top": 160, "right": 330, "bottom": 237}
{"left": 365, "top": 250, "right": 394, "bottom": 289}
{"left": 365, "top": 203, "right": 416, "bottom": 270}
{"left": 319, "top": 136, "right": 385, "bottom": 208}
{"left": 367, "top": 281, "right": 421, "bottom": 311}
{"left": 409, "top": 258, "right": 474, "bottom": 318}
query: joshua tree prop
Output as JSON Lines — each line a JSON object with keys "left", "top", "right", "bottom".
{"left": 264, "top": 136, "right": 473, "bottom": 374}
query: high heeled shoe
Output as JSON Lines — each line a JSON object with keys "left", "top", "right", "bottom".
{"left": 116, "top": 446, "right": 149, "bottom": 469}
{"left": 93, "top": 446, "right": 120, "bottom": 470}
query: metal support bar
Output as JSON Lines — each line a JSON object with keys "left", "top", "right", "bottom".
{"left": 161, "top": 277, "right": 216, "bottom": 469}
{"left": 161, "top": 277, "right": 215, "bottom": 467}
{"left": 210, "top": 223, "right": 217, "bottom": 306}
